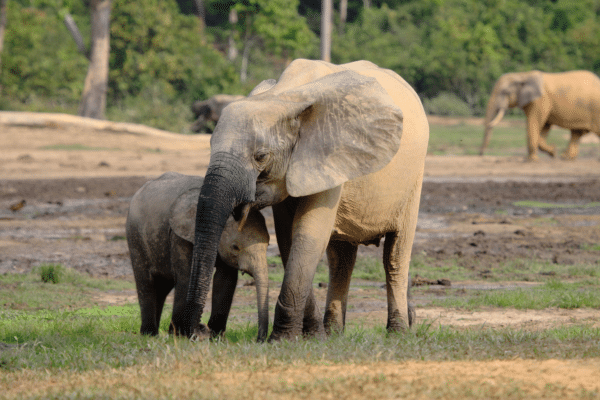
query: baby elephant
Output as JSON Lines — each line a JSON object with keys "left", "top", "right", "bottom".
{"left": 126, "top": 172, "right": 270, "bottom": 341}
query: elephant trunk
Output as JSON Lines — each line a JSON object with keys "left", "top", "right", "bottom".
{"left": 178, "top": 153, "right": 255, "bottom": 337}
{"left": 251, "top": 251, "right": 270, "bottom": 342}
{"left": 480, "top": 96, "right": 507, "bottom": 156}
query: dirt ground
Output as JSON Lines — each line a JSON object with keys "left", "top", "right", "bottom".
{"left": 2, "top": 119, "right": 600, "bottom": 393}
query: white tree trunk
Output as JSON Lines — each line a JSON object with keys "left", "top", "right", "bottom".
{"left": 339, "top": 0, "right": 347, "bottom": 34}
{"left": 320, "top": 0, "right": 332, "bottom": 62}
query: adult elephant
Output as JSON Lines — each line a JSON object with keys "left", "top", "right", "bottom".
{"left": 480, "top": 70, "right": 600, "bottom": 161}
{"left": 175, "top": 59, "right": 429, "bottom": 341}
{"left": 126, "top": 172, "right": 270, "bottom": 341}
{"left": 190, "top": 94, "right": 245, "bottom": 133}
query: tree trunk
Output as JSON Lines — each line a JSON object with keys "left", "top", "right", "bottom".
{"left": 193, "top": 0, "right": 205, "bottom": 24}
{"left": 227, "top": 8, "right": 238, "bottom": 61}
{"left": 320, "top": 0, "right": 332, "bottom": 62}
{"left": 0, "top": 0, "right": 7, "bottom": 93}
{"left": 78, "top": 0, "right": 111, "bottom": 120}
{"left": 339, "top": 0, "right": 347, "bottom": 35}
{"left": 64, "top": 13, "right": 90, "bottom": 60}
{"left": 363, "top": 0, "right": 371, "bottom": 8}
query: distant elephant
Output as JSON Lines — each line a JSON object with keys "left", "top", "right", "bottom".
{"left": 480, "top": 70, "right": 600, "bottom": 161}
{"left": 190, "top": 94, "right": 244, "bottom": 133}
{"left": 126, "top": 172, "right": 270, "bottom": 341}
{"left": 175, "top": 59, "right": 429, "bottom": 341}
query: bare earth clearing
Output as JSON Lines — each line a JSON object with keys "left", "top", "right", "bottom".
{"left": 2, "top": 116, "right": 600, "bottom": 395}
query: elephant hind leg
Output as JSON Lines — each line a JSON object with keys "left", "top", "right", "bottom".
{"left": 323, "top": 240, "right": 358, "bottom": 334}
{"left": 137, "top": 276, "right": 173, "bottom": 336}
{"left": 383, "top": 228, "right": 416, "bottom": 332}
{"left": 561, "top": 129, "right": 587, "bottom": 160}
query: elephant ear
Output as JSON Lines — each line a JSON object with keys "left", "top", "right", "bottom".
{"left": 169, "top": 188, "right": 201, "bottom": 243}
{"left": 249, "top": 79, "right": 277, "bottom": 97}
{"left": 283, "top": 70, "right": 403, "bottom": 197}
{"left": 517, "top": 74, "right": 543, "bottom": 108}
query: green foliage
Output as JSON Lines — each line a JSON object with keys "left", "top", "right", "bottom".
{"left": 423, "top": 92, "right": 472, "bottom": 117}
{"left": 5, "top": 0, "right": 600, "bottom": 126}
{"left": 110, "top": 0, "right": 240, "bottom": 103}
{"left": 37, "top": 264, "right": 64, "bottom": 284}
{"left": 0, "top": 4, "right": 87, "bottom": 107}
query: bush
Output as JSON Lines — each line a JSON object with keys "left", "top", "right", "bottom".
{"left": 38, "top": 264, "right": 64, "bottom": 284}
{"left": 423, "top": 92, "right": 473, "bottom": 117}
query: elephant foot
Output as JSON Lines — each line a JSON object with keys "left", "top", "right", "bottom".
{"left": 560, "top": 152, "right": 576, "bottom": 161}
{"left": 386, "top": 309, "right": 411, "bottom": 333}
{"left": 189, "top": 323, "right": 213, "bottom": 342}
{"left": 525, "top": 154, "right": 539, "bottom": 162}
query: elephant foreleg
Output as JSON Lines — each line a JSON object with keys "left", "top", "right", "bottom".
{"left": 537, "top": 123, "right": 556, "bottom": 157}
{"left": 269, "top": 187, "right": 342, "bottom": 341}
{"left": 524, "top": 102, "right": 550, "bottom": 162}
{"left": 273, "top": 201, "right": 325, "bottom": 339}
{"left": 207, "top": 256, "right": 239, "bottom": 338}
{"left": 561, "top": 129, "right": 587, "bottom": 160}
{"left": 323, "top": 240, "right": 358, "bottom": 334}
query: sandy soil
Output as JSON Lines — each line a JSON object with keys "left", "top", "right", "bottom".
{"left": 1, "top": 120, "right": 600, "bottom": 394}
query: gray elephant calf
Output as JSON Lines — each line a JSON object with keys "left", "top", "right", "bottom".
{"left": 126, "top": 172, "right": 270, "bottom": 340}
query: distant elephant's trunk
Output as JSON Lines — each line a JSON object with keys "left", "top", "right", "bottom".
{"left": 176, "top": 152, "right": 255, "bottom": 337}
{"left": 480, "top": 94, "right": 507, "bottom": 156}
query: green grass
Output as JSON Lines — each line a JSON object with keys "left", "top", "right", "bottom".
{"left": 0, "top": 266, "right": 134, "bottom": 311}
{"left": 427, "top": 119, "right": 598, "bottom": 157}
{"left": 428, "top": 122, "right": 529, "bottom": 156}
{"left": 428, "top": 280, "right": 600, "bottom": 310}
{"left": 409, "top": 254, "right": 600, "bottom": 283}
{"left": 514, "top": 200, "right": 600, "bottom": 209}
{"left": 2, "top": 261, "right": 600, "bottom": 375}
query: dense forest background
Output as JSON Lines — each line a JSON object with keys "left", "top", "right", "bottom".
{"left": 1, "top": 0, "right": 600, "bottom": 132}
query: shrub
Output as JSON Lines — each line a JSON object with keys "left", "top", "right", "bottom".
{"left": 423, "top": 92, "right": 473, "bottom": 117}
{"left": 38, "top": 264, "right": 64, "bottom": 284}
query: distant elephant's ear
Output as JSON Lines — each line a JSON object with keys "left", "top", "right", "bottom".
{"left": 169, "top": 188, "right": 201, "bottom": 243}
{"left": 517, "top": 74, "right": 543, "bottom": 108}
{"left": 283, "top": 70, "right": 403, "bottom": 197}
{"left": 249, "top": 79, "right": 277, "bottom": 97}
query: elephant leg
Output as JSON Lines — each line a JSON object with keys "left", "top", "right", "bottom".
{"left": 207, "top": 256, "right": 239, "bottom": 338}
{"left": 524, "top": 103, "right": 549, "bottom": 162}
{"left": 170, "top": 235, "right": 192, "bottom": 335}
{"left": 561, "top": 129, "right": 587, "bottom": 160}
{"left": 323, "top": 240, "right": 358, "bottom": 334}
{"left": 383, "top": 191, "right": 420, "bottom": 332}
{"left": 269, "top": 187, "right": 341, "bottom": 341}
{"left": 272, "top": 201, "right": 325, "bottom": 339}
{"left": 537, "top": 123, "right": 556, "bottom": 157}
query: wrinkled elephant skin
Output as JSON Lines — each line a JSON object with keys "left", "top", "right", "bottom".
{"left": 126, "top": 172, "right": 270, "bottom": 341}
{"left": 182, "top": 59, "right": 429, "bottom": 341}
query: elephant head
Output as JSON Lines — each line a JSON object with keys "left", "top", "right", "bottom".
{"left": 480, "top": 71, "right": 544, "bottom": 155}
{"left": 179, "top": 60, "right": 403, "bottom": 337}
{"left": 170, "top": 188, "right": 270, "bottom": 341}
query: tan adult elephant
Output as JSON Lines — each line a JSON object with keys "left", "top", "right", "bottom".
{"left": 480, "top": 70, "right": 600, "bottom": 161}
{"left": 174, "top": 59, "right": 429, "bottom": 341}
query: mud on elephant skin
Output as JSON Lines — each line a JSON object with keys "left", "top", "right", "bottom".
{"left": 190, "top": 94, "right": 244, "bottom": 133}
{"left": 126, "top": 172, "right": 270, "bottom": 341}
{"left": 480, "top": 70, "right": 600, "bottom": 161}
{"left": 181, "top": 59, "right": 429, "bottom": 341}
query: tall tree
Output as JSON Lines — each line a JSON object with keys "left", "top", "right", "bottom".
{"left": 79, "top": 0, "right": 111, "bottom": 119}
{"left": 321, "top": 0, "right": 332, "bottom": 61}
{"left": 0, "top": 0, "right": 7, "bottom": 93}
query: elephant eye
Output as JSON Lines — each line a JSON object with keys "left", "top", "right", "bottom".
{"left": 254, "top": 151, "right": 270, "bottom": 166}
{"left": 232, "top": 244, "right": 240, "bottom": 251}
